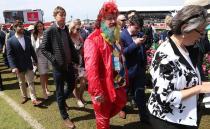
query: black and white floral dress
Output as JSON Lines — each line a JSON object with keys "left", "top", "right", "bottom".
{"left": 148, "top": 38, "right": 201, "bottom": 126}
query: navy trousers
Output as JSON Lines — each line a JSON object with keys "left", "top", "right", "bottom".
{"left": 53, "top": 65, "right": 75, "bottom": 120}
{"left": 130, "top": 73, "right": 148, "bottom": 121}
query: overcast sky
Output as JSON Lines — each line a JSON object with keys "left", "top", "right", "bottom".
{"left": 0, "top": 0, "right": 184, "bottom": 23}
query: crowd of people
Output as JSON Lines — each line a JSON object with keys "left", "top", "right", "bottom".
{"left": 0, "top": 1, "right": 210, "bottom": 129}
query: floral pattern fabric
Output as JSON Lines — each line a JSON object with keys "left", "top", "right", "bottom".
{"left": 148, "top": 39, "right": 200, "bottom": 126}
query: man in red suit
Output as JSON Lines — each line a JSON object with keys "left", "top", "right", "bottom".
{"left": 84, "top": 1, "right": 127, "bottom": 129}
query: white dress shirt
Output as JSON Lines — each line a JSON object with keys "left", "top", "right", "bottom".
{"left": 15, "top": 34, "right": 25, "bottom": 50}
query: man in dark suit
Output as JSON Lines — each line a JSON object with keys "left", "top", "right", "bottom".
{"left": 120, "top": 14, "right": 149, "bottom": 124}
{"left": 41, "top": 6, "right": 78, "bottom": 129}
{"left": 6, "top": 20, "right": 41, "bottom": 106}
{"left": 0, "top": 25, "right": 6, "bottom": 91}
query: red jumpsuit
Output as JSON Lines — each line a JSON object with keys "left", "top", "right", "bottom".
{"left": 84, "top": 29, "right": 127, "bottom": 129}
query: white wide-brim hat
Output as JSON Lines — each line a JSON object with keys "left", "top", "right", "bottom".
{"left": 184, "top": 0, "right": 210, "bottom": 6}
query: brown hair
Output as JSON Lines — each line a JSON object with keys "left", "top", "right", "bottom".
{"left": 13, "top": 20, "right": 23, "bottom": 29}
{"left": 127, "top": 14, "right": 144, "bottom": 27}
{"left": 53, "top": 6, "right": 66, "bottom": 17}
{"left": 171, "top": 5, "right": 207, "bottom": 35}
{"left": 33, "top": 21, "right": 45, "bottom": 41}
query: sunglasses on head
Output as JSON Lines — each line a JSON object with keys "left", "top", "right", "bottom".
{"left": 181, "top": 11, "right": 207, "bottom": 27}
{"left": 194, "top": 29, "right": 205, "bottom": 36}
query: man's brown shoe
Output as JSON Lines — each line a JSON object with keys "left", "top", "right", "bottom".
{"left": 119, "top": 110, "right": 126, "bottom": 119}
{"left": 21, "top": 97, "right": 28, "bottom": 104}
{"left": 64, "top": 118, "right": 75, "bottom": 129}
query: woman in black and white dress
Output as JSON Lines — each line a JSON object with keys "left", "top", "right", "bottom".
{"left": 148, "top": 5, "right": 210, "bottom": 129}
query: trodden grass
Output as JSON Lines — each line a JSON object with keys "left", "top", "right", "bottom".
{"left": 0, "top": 54, "right": 210, "bottom": 129}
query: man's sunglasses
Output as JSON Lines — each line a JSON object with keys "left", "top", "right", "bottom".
{"left": 120, "top": 19, "right": 126, "bottom": 22}
{"left": 76, "top": 28, "right": 81, "bottom": 31}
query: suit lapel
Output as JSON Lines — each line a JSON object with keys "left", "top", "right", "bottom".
{"left": 13, "top": 36, "right": 25, "bottom": 52}
{"left": 125, "top": 29, "right": 145, "bottom": 61}
{"left": 125, "top": 29, "right": 133, "bottom": 45}
{"left": 24, "top": 36, "right": 31, "bottom": 53}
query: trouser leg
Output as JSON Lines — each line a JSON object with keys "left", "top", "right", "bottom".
{"left": 53, "top": 70, "right": 69, "bottom": 120}
{"left": 91, "top": 96, "right": 111, "bottom": 129}
{"left": 110, "top": 88, "right": 127, "bottom": 117}
{"left": 25, "top": 70, "right": 36, "bottom": 101}
{"left": 17, "top": 72, "right": 27, "bottom": 98}
{"left": 132, "top": 77, "right": 147, "bottom": 120}
{"left": 64, "top": 66, "right": 75, "bottom": 99}
{"left": 0, "top": 73, "right": 3, "bottom": 90}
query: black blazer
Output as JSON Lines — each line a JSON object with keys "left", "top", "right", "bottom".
{"left": 7, "top": 35, "right": 37, "bottom": 72}
{"left": 41, "top": 23, "right": 79, "bottom": 71}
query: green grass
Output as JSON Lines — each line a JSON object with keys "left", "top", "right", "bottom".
{"left": 1, "top": 54, "right": 210, "bottom": 129}
{"left": 0, "top": 97, "right": 33, "bottom": 129}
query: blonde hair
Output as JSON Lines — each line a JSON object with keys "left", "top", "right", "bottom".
{"left": 69, "top": 20, "right": 81, "bottom": 33}
{"left": 164, "top": 15, "right": 173, "bottom": 28}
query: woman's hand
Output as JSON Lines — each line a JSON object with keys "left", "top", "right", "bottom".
{"left": 199, "top": 82, "right": 210, "bottom": 93}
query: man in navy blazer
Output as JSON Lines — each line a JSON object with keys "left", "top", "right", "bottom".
{"left": 120, "top": 14, "right": 149, "bottom": 123}
{"left": 7, "top": 20, "right": 41, "bottom": 106}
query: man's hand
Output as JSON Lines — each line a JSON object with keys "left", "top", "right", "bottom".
{"left": 134, "top": 37, "right": 146, "bottom": 46}
{"left": 94, "top": 95, "right": 105, "bottom": 103}
{"left": 12, "top": 68, "right": 19, "bottom": 74}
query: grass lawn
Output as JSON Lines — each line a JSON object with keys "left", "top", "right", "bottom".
{"left": 1, "top": 54, "right": 210, "bottom": 129}
{"left": 0, "top": 97, "right": 33, "bottom": 129}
